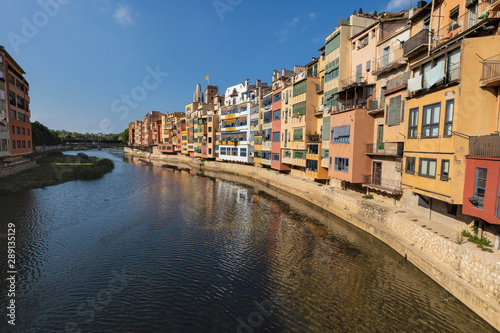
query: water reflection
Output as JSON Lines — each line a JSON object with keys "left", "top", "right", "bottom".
{"left": 0, "top": 149, "right": 495, "bottom": 332}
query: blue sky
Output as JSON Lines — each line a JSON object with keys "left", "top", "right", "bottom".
{"left": 0, "top": 0, "right": 411, "bottom": 133}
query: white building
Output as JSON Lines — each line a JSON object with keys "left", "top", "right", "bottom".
{"left": 219, "top": 79, "right": 267, "bottom": 163}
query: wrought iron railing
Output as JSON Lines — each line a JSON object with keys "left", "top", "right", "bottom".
{"left": 403, "top": 29, "right": 431, "bottom": 56}
{"left": 386, "top": 72, "right": 409, "bottom": 91}
{"left": 481, "top": 58, "right": 500, "bottom": 81}
{"left": 373, "top": 47, "right": 406, "bottom": 73}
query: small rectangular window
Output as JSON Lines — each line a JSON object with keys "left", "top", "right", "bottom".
{"left": 334, "top": 157, "right": 349, "bottom": 172}
{"left": 474, "top": 168, "right": 487, "bottom": 209}
{"left": 444, "top": 100, "right": 454, "bottom": 137}
{"left": 440, "top": 160, "right": 450, "bottom": 181}
{"left": 422, "top": 103, "right": 440, "bottom": 138}
{"left": 272, "top": 132, "right": 280, "bottom": 142}
{"left": 272, "top": 153, "right": 280, "bottom": 161}
{"left": 406, "top": 157, "right": 416, "bottom": 174}
{"left": 419, "top": 158, "right": 437, "bottom": 178}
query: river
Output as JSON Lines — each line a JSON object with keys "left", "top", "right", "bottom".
{"left": 0, "top": 149, "right": 496, "bottom": 332}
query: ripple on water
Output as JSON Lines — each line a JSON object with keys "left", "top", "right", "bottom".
{"left": 0, "top": 149, "right": 496, "bottom": 333}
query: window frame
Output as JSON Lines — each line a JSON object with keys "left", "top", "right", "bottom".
{"left": 444, "top": 99, "right": 454, "bottom": 137}
{"left": 405, "top": 157, "right": 416, "bottom": 175}
{"left": 421, "top": 103, "right": 441, "bottom": 138}
{"left": 474, "top": 168, "right": 487, "bottom": 209}
{"left": 418, "top": 158, "right": 437, "bottom": 178}
{"left": 440, "top": 159, "right": 450, "bottom": 181}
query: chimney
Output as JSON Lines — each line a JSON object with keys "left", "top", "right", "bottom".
{"left": 417, "top": 1, "right": 427, "bottom": 8}
{"left": 256, "top": 79, "right": 261, "bottom": 87}
{"left": 245, "top": 78, "right": 250, "bottom": 87}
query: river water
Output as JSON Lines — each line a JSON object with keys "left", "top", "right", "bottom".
{"left": 0, "top": 149, "right": 496, "bottom": 333}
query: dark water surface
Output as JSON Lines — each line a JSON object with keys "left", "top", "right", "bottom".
{"left": 0, "top": 149, "right": 496, "bottom": 333}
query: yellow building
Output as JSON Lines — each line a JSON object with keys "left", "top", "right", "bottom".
{"left": 402, "top": 0, "right": 500, "bottom": 221}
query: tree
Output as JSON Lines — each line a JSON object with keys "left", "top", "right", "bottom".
{"left": 373, "top": 10, "right": 378, "bottom": 16}
{"left": 31, "top": 121, "right": 61, "bottom": 146}
{"left": 359, "top": 8, "right": 363, "bottom": 14}
{"left": 120, "top": 128, "right": 129, "bottom": 144}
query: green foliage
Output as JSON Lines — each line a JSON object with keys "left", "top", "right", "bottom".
{"left": 77, "top": 153, "right": 89, "bottom": 160}
{"left": 362, "top": 194, "right": 374, "bottom": 199}
{"left": 120, "top": 128, "right": 129, "bottom": 144}
{"left": 359, "top": 8, "right": 363, "bottom": 14}
{"left": 461, "top": 227, "right": 494, "bottom": 252}
{"left": 31, "top": 121, "right": 62, "bottom": 146}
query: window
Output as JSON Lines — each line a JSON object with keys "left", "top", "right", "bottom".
{"left": 293, "top": 81, "right": 307, "bottom": 97}
{"left": 293, "top": 128, "right": 303, "bottom": 141}
{"left": 273, "top": 110, "right": 280, "bottom": 121}
{"left": 22, "top": 141, "right": 26, "bottom": 148}
{"left": 419, "top": 158, "right": 437, "bottom": 178}
{"left": 208, "top": 127, "right": 212, "bottom": 132}
{"left": 9, "top": 92, "right": 15, "bottom": 105}
{"left": 408, "top": 108, "right": 419, "bottom": 139}
{"left": 272, "top": 132, "right": 280, "bottom": 142}
{"left": 496, "top": 180, "right": 500, "bottom": 218}
{"left": 232, "top": 147, "right": 238, "bottom": 156}
{"left": 449, "top": 6, "right": 460, "bottom": 31}
{"left": 292, "top": 102, "right": 306, "bottom": 117}
{"left": 387, "top": 95, "right": 401, "bottom": 126}
{"left": 444, "top": 100, "right": 454, "bottom": 137}
{"left": 333, "top": 125, "right": 350, "bottom": 143}
{"left": 440, "top": 160, "right": 450, "bottom": 181}
{"left": 274, "top": 93, "right": 281, "bottom": 103}
{"left": 208, "top": 137, "right": 212, "bottom": 143}
{"left": 325, "top": 32, "right": 340, "bottom": 55}
{"left": 11, "top": 125, "right": 15, "bottom": 134}
{"left": 208, "top": 148, "right": 212, "bottom": 154}
{"left": 294, "top": 151, "right": 306, "bottom": 159}
{"left": 325, "top": 58, "right": 340, "bottom": 83}
{"left": 272, "top": 153, "right": 280, "bottom": 161}
{"left": 283, "top": 150, "right": 291, "bottom": 158}
{"left": 16, "top": 126, "right": 20, "bottom": 135}
{"left": 474, "top": 168, "right": 487, "bottom": 209}
{"left": 321, "top": 149, "right": 329, "bottom": 159}
{"left": 220, "top": 147, "right": 226, "bottom": 155}
{"left": 447, "top": 48, "right": 461, "bottom": 82}
{"left": 18, "top": 113, "right": 25, "bottom": 122}
{"left": 334, "top": 157, "right": 349, "bottom": 172}
{"left": 8, "top": 74, "right": 14, "bottom": 84}
{"left": 21, "top": 127, "right": 25, "bottom": 135}
{"left": 17, "top": 140, "right": 21, "bottom": 149}
{"left": 12, "top": 141, "right": 15, "bottom": 150}
{"left": 307, "top": 144, "right": 318, "bottom": 155}
{"left": 16, "top": 80, "right": 23, "bottom": 91}
{"left": 1, "top": 139, "right": 7, "bottom": 152}
{"left": 317, "top": 116, "right": 329, "bottom": 142}
{"left": 306, "top": 160, "right": 318, "bottom": 172}
{"left": 208, "top": 117, "right": 212, "bottom": 122}
{"left": 422, "top": 103, "right": 440, "bottom": 138}
{"left": 406, "top": 157, "right": 416, "bottom": 174}
{"left": 240, "top": 148, "right": 247, "bottom": 157}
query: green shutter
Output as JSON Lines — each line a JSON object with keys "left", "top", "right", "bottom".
{"left": 293, "top": 128, "right": 303, "bottom": 140}
{"left": 293, "top": 80, "right": 307, "bottom": 97}
{"left": 322, "top": 116, "right": 330, "bottom": 140}
{"left": 387, "top": 95, "right": 401, "bottom": 126}
{"left": 325, "top": 32, "right": 341, "bottom": 55}
{"left": 293, "top": 102, "right": 306, "bottom": 116}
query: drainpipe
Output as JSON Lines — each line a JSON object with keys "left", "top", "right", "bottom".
{"left": 428, "top": 0, "right": 435, "bottom": 58}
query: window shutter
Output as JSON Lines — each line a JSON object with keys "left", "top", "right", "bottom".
{"left": 388, "top": 95, "right": 401, "bottom": 126}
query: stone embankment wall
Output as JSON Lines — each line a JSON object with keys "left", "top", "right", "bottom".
{"left": 125, "top": 148, "right": 500, "bottom": 330}
{"left": 0, "top": 160, "right": 36, "bottom": 178}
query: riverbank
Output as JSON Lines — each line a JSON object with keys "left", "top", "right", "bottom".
{"left": 0, "top": 152, "right": 115, "bottom": 194}
{"left": 125, "top": 148, "right": 500, "bottom": 331}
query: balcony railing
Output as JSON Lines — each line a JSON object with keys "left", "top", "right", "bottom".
{"left": 340, "top": 74, "right": 368, "bottom": 90}
{"left": 307, "top": 134, "right": 320, "bottom": 142}
{"left": 331, "top": 99, "right": 367, "bottom": 113}
{"left": 386, "top": 71, "right": 409, "bottom": 91}
{"left": 363, "top": 175, "right": 402, "bottom": 192}
{"left": 367, "top": 99, "right": 384, "bottom": 112}
{"left": 469, "top": 134, "right": 500, "bottom": 157}
{"left": 403, "top": 29, "right": 431, "bottom": 57}
{"left": 366, "top": 142, "right": 403, "bottom": 156}
{"left": 373, "top": 47, "right": 406, "bottom": 75}
{"left": 481, "top": 56, "right": 500, "bottom": 86}
{"left": 433, "top": 0, "right": 499, "bottom": 48}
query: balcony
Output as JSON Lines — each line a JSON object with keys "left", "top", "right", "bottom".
{"left": 433, "top": 0, "right": 499, "bottom": 48}
{"left": 480, "top": 56, "right": 500, "bottom": 87}
{"left": 386, "top": 71, "right": 409, "bottom": 92}
{"left": 367, "top": 99, "right": 384, "bottom": 114}
{"left": 366, "top": 142, "right": 403, "bottom": 157}
{"left": 372, "top": 48, "right": 406, "bottom": 76}
{"left": 340, "top": 74, "right": 368, "bottom": 91}
{"left": 363, "top": 175, "right": 402, "bottom": 195}
{"left": 489, "top": 0, "right": 500, "bottom": 11}
{"left": 469, "top": 134, "right": 500, "bottom": 157}
{"left": 403, "top": 29, "right": 431, "bottom": 57}
{"left": 307, "top": 134, "right": 320, "bottom": 142}
{"left": 316, "top": 82, "right": 324, "bottom": 94}
{"left": 330, "top": 99, "right": 367, "bottom": 113}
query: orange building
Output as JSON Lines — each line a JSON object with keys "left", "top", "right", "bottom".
{"left": 2, "top": 46, "right": 32, "bottom": 157}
